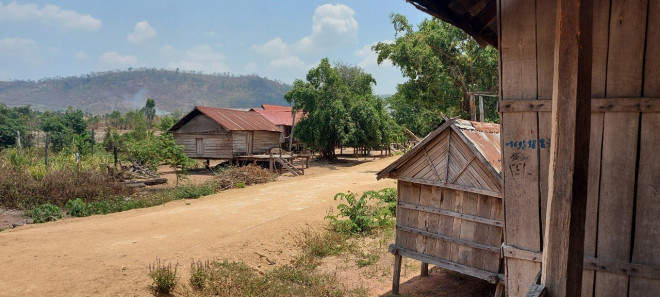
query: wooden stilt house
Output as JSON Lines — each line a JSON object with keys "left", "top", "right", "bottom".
{"left": 377, "top": 119, "right": 503, "bottom": 284}
{"left": 169, "top": 106, "right": 282, "bottom": 160}
{"left": 394, "top": 1, "right": 660, "bottom": 297}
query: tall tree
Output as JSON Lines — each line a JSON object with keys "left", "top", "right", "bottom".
{"left": 285, "top": 59, "right": 401, "bottom": 160}
{"left": 374, "top": 14, "right": 498, "bottom": 126}
{"left": 142, "top": 98, "right": 156, "bottom": 128}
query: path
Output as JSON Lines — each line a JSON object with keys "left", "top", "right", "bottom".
{"left": 0, "top": 157, "right": 398, "bottom": 297}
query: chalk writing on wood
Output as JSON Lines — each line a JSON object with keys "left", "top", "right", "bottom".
{"left": 504, "top": 138, "right": 551, "bottom": 150}
{"left": 508, "top": 152, "right": 529, "bottom": 181}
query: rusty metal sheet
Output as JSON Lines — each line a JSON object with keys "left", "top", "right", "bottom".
{"left": 196, "top": 106, "right": 282, "bottom": 132}
{"left": 251, "top": 108, "right": 303, "bottom": 127}
{"left": 457, "top": 120, "right": 502, "bottom": 174}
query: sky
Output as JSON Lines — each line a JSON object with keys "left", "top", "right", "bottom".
{"left": 0, "top": 1, "right": 429, "bottom": 94}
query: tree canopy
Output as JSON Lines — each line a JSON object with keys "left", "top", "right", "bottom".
{"left": 285, "top": 59, "right": 401, "bottom": 160}
{"left": 374, "top": 14, "right": 499, "bottom": 136}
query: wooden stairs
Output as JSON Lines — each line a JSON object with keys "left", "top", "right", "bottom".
{"left": 274, "top": 157, "right": 303, "bottom": 176}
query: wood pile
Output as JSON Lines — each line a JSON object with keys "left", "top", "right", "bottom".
{"left": 214, "top": 164, "right": 277, "bottom": 190}
{"left": 107, "top": 164, "right": 167, "bottom": 188}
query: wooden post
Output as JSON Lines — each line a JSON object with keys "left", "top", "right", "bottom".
{"left": 44, "top": 134, "right": 49, "bottom": 168}
{"left": 289, "top": 110, "right": 296, "bottom": 151}
{"left": 392, "top": 254, "right": 402, "bottom": 295}
{"left": 540, "top": 0, "right": 593, "bottom": 296}
{"left": 469, "top": 93, "right": 476, "bottom": 121}
{"left": 421, "top": 262, "right": 429, "bottom": 277}
{"left": 479, "top": 96, "right": 485, "bottom": 122}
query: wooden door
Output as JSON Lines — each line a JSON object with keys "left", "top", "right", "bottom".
{"left": 195, "top": 138, "right": 203, "bottom": 155}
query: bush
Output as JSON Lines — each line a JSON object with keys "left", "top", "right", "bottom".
{"left": 172, "top": 182, "right": 216, "bottom": 199}
{"left": 326, "top": 188, "right": 396, "bottom": 234}
{"left": 149, "top": 259, "right": 178, "bottom": 294}
{"left": 65, "top": 198, "right": 89, "bottom": 217}
{"left": 30, "top": 203, "right": 62, "bottom": 223}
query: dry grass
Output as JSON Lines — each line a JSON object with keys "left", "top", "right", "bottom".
{"left": 213, "top": 164, "right": 277, "bottom": 190}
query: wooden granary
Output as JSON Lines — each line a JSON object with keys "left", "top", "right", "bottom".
{"left": 169, "top": 106, "right": 282, "bottom": 160}
{"left": 378, "top": 119, "right": 503, "bottom": 285}
{"left": 392, "top": 1, "right": 660, "bottom": 297}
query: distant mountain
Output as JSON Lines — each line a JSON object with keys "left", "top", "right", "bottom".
{"left": 0, "top": 69, "right": 292, "bottom": 114}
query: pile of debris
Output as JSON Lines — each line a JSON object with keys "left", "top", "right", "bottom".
{"left": 107, "top": 163, "right": 167, "bottom": 188}
{"left": 214, "top": 164, "right": 277, "bottom": 190}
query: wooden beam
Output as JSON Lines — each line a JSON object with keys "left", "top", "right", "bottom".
{"left": 499, "top": 97, "right": 660, "bottom": 112}
{"left": 397, "top": 225, "right": 500, "bottom": 253}
{"left": 479, "top": 95, "right": 485, "bottom": 122}
{"left": 470, "top": 93, "right": 477, "bottom": 121}
{"left": 423, "top": 147, "right": 442, "bottom": 181}
{"left": 540, "top": 0, "right": 592, "bottom": 296}
{"left": 449, "top": 155, "right": 476, "bottom": 184}
{"left": 396, "top": 176, "right": 502, "bottom": 198}
{"left": 398, "top": 201, "right": 504, "bottom": 227}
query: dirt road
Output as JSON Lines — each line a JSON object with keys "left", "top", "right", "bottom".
{"left": 0, "top": 157, "right": 398, "bottom": 297}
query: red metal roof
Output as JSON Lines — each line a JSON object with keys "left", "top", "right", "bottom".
{"left": 261, "top": 104, "right": 293, "bottom": 112}
{"left": 195, "top": 106, "right": 282, "bottom": 132}
{"left": 454, "top": 119, "right": 501, "bottom": 174}
{"left": 251, "top": 108, "right": 303, "bottom": 126}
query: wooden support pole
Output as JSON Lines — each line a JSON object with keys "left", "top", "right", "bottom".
{"left": 392, "top": 254, "right": 402, "bottom": 295}
{"left": 421, "top": 262, "right": 429, "bottom": 277}
{"left": 540, "top": 0, "right": 593, "bottom": 296}
{"left": 469, "top": 93, "right": 476, "bottom": 121}
{"left": 479, "top": 96, "right": 485, "bottom": 122}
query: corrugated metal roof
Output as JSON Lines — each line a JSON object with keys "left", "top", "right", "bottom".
{"left": 454, "top": 119, "right": 501, "bottom": 174}
{"left": 261, "top": 104, "right": 293, "bottom": 112}
{"left": 251, "top": 108, "right": 303, "bottom": 126}
{"left": 195, "top": 106, "right": 282, "bottom": 132}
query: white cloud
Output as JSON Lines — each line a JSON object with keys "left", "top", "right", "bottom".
{"left": 355, "top": 41, "right": 393, "bottom": 68}
{"left": 0, "top": 37, "right": 36, "bottom": 53}
{"left": 252, "top": 4, "right": 358, "bottom": 58}
{"left": 165, "top": 44, "right": 229, "bottom": 73}
{"left": 127, "top": 21, "right": 156, "bottom": 44}
{"left": 74, "top": 51, "right": 88, "bottom": 60}
{"left": 98, "top": 52, "right": 138, "bottom": 67}
{"left": 268, "top": 56, "right": 306, "bottom": 69}
{"left": 0, "top": 2, "right": 101, "bottom": 31}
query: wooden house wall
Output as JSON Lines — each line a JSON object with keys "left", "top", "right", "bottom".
{"left": 252, "top": 131, "right": 281, "bottom": 153}
{"left": 232, "top": 131, "right": 248, "bottom": 155}
{"left": 395, "top": 181, "right": 503, "bottom": 278}
{"left": 498, "top": 0, "right": 660, "bottom": 296}
{"left": 174, "top": 133, "right": 233, "bottom": 159}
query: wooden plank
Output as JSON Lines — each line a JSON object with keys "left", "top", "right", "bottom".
{"left": 499, "top": 0, "right": 541, "bottom": 294}
{"left": 396, "top": 225, "right": 501, "bottom": 253}
{"left": 436, "top": 187, "right": 457, "bottom": 260}
{"left": 585, "top": 258, "right": 660, "bottom": 280}
{"left": 630, "top": 1, "right": 660, "bottom": 293}
{"left": 502, "top": 245, "right": 543, "bottom": 263}
{"left": 595, "top": 0, "right": 647, "bottom": 296}
{"left": 424, "top": 148, "right": 442, "bottom": 181}
{"left": 392, "top": 245, "right": 500, "bottom": 284}
{"left": 398, "top": 201, "right": 504, "bottom": 227}
{"left": 416, "top": 185, "right": 434, "bottom": 254}
{"left": 473, "top": 193, "right": 501, "bottom": 272}
{"left": 450, "top": 125, "right": 502, "bottom": 184}
{"left": 540, "top": 0, "right": 593, "bottom": 296}
{"left": 396, "top": 177, "right": 502, "bottom": 198}
{"left": 499, "top": 97, "right": 660, "bottom": 112}
{"left": 583, "top": 2, "right": 610, "bottom": 295}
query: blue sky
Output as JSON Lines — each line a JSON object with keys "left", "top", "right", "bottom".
{"left": 0, "top": 1, "right": 428, "bottom": 94}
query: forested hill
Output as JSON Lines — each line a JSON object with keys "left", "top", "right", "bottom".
{"left": 0, "top": 69, "right": 292, "bottom": 114}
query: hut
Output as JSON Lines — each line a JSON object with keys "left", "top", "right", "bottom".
{"left": 169, "top": 106, "right": 282, "bottom": 160}
{"left": 395, "top": 1, "right": 660, "bottom": 297}
{"left": 377, "top": 119, "right": 503, "bottom": 285}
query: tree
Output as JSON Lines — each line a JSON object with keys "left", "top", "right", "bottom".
{"left": 142, "top": 98, "right": 156, "bottom": 128}
{"left": 374, "top": 14, "right": 498, "bottom": 124}
{"left": 0, "top": 104, "right": 33, "bottom": 148}
{"left": 285, "top": 59, "right": 401, "bottom": 160}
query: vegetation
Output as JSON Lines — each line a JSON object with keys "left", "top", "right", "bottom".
{"left": 374, "top": 14, "right": 499, "bottom": 136}
{"left": 0, "top": 68, "right": 292, "bottom": 114}
{"left": 326, "top": 188, "right": 397, "bottom": 234}
{"left": 285, "top": 59, "right": 402, "bottom": 160}
{"left": 149, "top": 259, "right": 179, "bottom": 294}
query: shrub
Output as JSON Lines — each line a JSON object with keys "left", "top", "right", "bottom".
{"left": 189, "top": 260, "right": 212, "bottom": 290}
{"left": 65, "top": 198, "right": 89, "bottom": 217}
{"left": 172, "top": 182, "right": 216, "bottom": 199}
{"left": 235, "top": 182, "right": 246, "bottom": 188}
{"left": 149, "top": 259, "right": 178, "bottom": 294}
{"left": 30, "top": 203, "right": 62, "bottom": 223}
{"left": 326, "top": 188, "right": 397, "bottom": 234}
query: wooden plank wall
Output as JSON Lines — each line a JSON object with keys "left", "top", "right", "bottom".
{"left": 174, "top": 114, "right": 226, "bottom": 134}
{"left": 173, "top": 133, "right": 233, "bottom": 159}
{"left": 232, "top": 131, "right": 248, "bottom": 154}
{"left": 499, "top": 0, "right": 660, "bottom": 296}
{"left": 252, "top": 131, "right": 281, "bottom": 154}
{"left": 395, "top": 181, "right": 503, "bottom": 276}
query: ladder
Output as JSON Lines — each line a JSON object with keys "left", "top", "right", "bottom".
{"left": 274, "top": 157, "right": 303, "bottom": 176}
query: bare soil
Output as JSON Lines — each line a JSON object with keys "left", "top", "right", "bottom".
{"left": 0, "top": 156, "right": 494, "bottom": 297}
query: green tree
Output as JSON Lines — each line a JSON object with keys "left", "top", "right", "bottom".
{"left": 374, "top": 14, "right": 498, "bottom": 124}
{"left": 285, "top": 59, "right": 401, "bottom": 159}
{"left": 0, "top": 104, "right": 33, "bottom": 148}
{"left": 142, "top": 98, "right": 156, "bottom": 128}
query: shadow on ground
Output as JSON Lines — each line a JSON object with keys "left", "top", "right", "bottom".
{"left": 379, "top": 267, "right": 496, "bottom": 297}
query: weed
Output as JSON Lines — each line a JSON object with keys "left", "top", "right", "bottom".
{"left": 189, "top": 260, "right": 212, "bottom": 290}
{"left": 356, "top": 253, "right": 380, "bottom": 268}
{"left": 296, "top": 229, "right": 350, "bottom": 266}
{"left": 235, "top": 182, "right": 246, "bottom": 188}
{"left": 171, "top": 182, "right": 216, "bottom": 199}
{"left": 326, "top": 188, "right": 396, "bottom": 235}
{"left": 65, "top": 198, "right": 89, "bottom": 217}
{"left": 29, "top": 203, "right": 62, "bottom": 223}
{"left": 149, "top": 259, "right": 178, "bottom": 294}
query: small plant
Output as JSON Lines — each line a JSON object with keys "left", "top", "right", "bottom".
{"left": 148, "top": 259, "right": 178, "bottom": 294}
{"left": 171, "top": 182, "right": 216, "bottom": 199}
{"left": 235, "top": 181, "right": 246, "bottom": 188}
{"left": 65, "top": 198, "right": 89, "bottom": 217}
{"left": 29, "top": 203, "right": 62, "bottom": 223}
{"left": 356, "top": 252, "right": 380, "bottom": 268}
{"left": 189, "top": 260, "right": 212, "bottom": 290}
{"left": 326, "top": 188, "right": 397, "bottom": 234}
